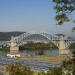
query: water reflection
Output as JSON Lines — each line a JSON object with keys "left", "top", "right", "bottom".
{"left": 0, "top": 49, "right": 58, "bottom": 57}
{"left": 20, "top": 49, "right": 59, "bottom": 56}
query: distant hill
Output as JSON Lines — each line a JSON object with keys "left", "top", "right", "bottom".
{"left": 0, "top": 31, "right": 25, "bottom": 41}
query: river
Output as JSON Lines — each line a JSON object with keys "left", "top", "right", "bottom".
{"left": 0, "top": 49, "right": 73, "bottom": 70}
{"left": 0, "top": 49, "right": 59, "bottom": 57}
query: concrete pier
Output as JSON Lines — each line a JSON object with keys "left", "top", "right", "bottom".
{"left": 59, "top": 35, "right": 69, "bottom": 55}
{"left": 10, "top": 36, "right": 19, "bottom": 53}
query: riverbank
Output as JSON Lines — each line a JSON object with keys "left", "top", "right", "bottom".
{"left": 19, "top": 42, "right": 58, "bottom": 50}
{"left": 0, "top": 48, "right": 9, "bottom": 51}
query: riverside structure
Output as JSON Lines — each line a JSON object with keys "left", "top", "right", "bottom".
{"left": 0, "top": 32, "right": 74, "bottom": 75}
{"left": 7, "top": 33, "right": 75, "bottom": 57}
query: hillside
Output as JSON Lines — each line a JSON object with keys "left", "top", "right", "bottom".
{"left": 0, "top": 31, "right": 25, "bottom": 41}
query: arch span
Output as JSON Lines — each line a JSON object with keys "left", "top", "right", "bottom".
{"left": 15, "top": 33, "right": 59, "bottom": 48}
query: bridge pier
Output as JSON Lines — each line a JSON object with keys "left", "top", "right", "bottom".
{"left": 59, "top": 35, "right": 69, "bottom": 55}
{"left": 10, "top": 36, "right": 19, "bottom": 53}
{"left": 58, "top": 35, "right": 71, "bottom": 62}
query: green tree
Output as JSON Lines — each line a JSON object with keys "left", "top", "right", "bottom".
{"left": 38, "top": 71, "right": 47, "bottom": 75}
{"left": 48, "top": 67, "right": 62, "bottom": 75}
{"left": 72, "top": 51, "right": 75, "bottom": 75}
{"left": 6, "top": 62, "right": 34, "bottom": 75}
{"left": 61, "top": 51, "right": 75, "bottom": 75}
{"left": 52, "top": 0, "right": 75, "bottom": 25}
{"left": 38, "top": 67, "right": 62, "bottom": 75}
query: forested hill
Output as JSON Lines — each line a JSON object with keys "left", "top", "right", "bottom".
{"left": 0, "top": 32, "right": 25, "bottom": 41}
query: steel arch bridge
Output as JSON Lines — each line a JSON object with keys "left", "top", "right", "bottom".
{"left": 14, "top": 32, "right": 59, "bottom": 47}
{"left": 13, "top": 32, "right": 75, "bottom": 49}
{"left": 5, "top": 32, "right": 75, "bottom": 56}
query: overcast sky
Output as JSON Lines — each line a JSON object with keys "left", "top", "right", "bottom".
{"left": 0, "top": 0, "right": 75, "bottom": 35}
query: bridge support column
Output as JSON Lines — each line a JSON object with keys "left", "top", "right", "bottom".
{"left": 10, "top": 36, "right": 19, "bottom": 53}
{"left": 59, "top": 35, "right": 69, "bottom": 56}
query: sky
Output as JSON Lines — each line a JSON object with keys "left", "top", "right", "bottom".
{"left": 0, "top": 0, "right": 75, "bottom": 35}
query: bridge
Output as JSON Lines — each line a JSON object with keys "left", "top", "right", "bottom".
{"left": 0, "top": 32, "right": 75, "bottom": 56}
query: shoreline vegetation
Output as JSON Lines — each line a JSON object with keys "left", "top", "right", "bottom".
{"left": 19, "top": 42, "right": 58, "bottom": 50}
{"left": 4, "top": 62, "right": 62, "bottom": 75}
{"left": 0, "top": 42, "right": 58, "bottom": 51}
{"left": 0, "top": 42, "right": 75, "bottom": 51}
{"left": 19, "top": 42, "right": 75, "bottom": 50}
{"left": 0, "top": 47, "right": 10, "bottom": 51}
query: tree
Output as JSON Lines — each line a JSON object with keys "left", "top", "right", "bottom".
{"left": 6, "top": 62, "right": 34, "bottom": 75}
{"left": 38, "top": 67, "right": 62, "bottom": 75}
{"left": 61, "top": 51, "right": 75, "bottom": 75}
{"left": 53, "top": 0, "right": 75, "bottom": 25}
{"left": 72, "top": 51, "right": 75, "bottom": 75}
{"left": 48, "top": 67, "right": 62, "bottom": 75}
